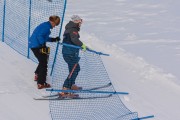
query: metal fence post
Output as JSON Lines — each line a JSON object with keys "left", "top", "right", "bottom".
{"left": 27, "top": 0, "right": 32, "bottom": 58}
{"left": 2, "top": 0, "right": 6, "bottom": 42}
{"left": 50, "top": 0, "right": 67, "bottom": 76}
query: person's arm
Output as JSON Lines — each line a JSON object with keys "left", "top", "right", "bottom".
{"left": 69, "top": 31, "right": 83, "bottom": 46}
{"left": 50, "top": 37, "right": 60, "bottom": 42}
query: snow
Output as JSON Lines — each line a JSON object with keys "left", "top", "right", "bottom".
{"left": 1, "top": 0, "right": 180, "bottom": 120}
{"left": 0, "top": 43, "right": 51, "bottom": 120}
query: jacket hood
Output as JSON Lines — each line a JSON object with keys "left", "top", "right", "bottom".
{"left": 65, "top": 21, "right": 80, "bottom": 31}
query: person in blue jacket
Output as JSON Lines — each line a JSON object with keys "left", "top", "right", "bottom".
{"left": 59, "top": 15, "right": 87, "bottom": 97}
{"left": 29, "top": 15, "right": 60, "bottom": 89}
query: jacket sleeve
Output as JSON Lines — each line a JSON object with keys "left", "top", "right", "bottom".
{"left": 69, "top": 31, "right": 83, "bottom": 46}
{"left": 36, "top": 27, "right": 51, "bottom": 45}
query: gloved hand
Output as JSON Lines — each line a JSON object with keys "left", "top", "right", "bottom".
{"left": 81, "top": 43, "right": 87, "bottom": 51}
{"left": 51, "top": 37, "right": 60, "bottom": 42}
{"left": 56, "top": 37, "right": 60, "bottom": 41}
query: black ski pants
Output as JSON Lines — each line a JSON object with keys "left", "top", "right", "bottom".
{"left": 31, "top": 48, "right": 48, "bottom": 84}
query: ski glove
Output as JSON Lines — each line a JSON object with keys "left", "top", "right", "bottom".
{"left": 81, "top": 43, "right": 87, "bottom": 51}
{"left": 51, "top": 37, "right": 60, "bottom": 42}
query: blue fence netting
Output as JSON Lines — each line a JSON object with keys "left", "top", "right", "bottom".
{"left": 1, "top": 0, "right": 66, "bottom": 68}
{"left": 0, "top": 0, "right": 154, "bottom": 120}
{"left": 29, "top": 0, "right": 66, "bottom": 66}
{"left": 4, "top": 0, "right": 29, "bottom": 56}
{"left": 49, "top": 44, "right": 139, "bottom": 120}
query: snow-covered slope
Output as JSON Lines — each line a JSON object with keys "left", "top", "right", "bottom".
{"left": 79, "top": 32, "right": 180, "bottom": 120}
{"left": 0, "top": 43, "right": 51, "bottom": 120}
{"left": 0, "top": 0, "right": 180, "bottom": 120}
{"left": 65, "top": 0, "right": 180, "bottom": 119}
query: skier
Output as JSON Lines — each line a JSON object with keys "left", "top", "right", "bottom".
{"left": 29, "top": 15, "right": 61, "bottom": 89}
{"left": 60, "top": 15, "right": 87, "bottom": 98}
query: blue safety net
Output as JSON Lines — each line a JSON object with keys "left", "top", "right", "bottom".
{"left": 50, "top": 44, "right": 139, "bottom": 120}
{"left": 4, "top": 0, "right": 29, "bottom": 56}
{"left": 1, "top": 0, "right": 66, "bottom": 67}
{"left": 29, "top": 0, "right": 66, "bottom": 66}
{"left": 0, "top": 0, "right": 4, "bottom": 40}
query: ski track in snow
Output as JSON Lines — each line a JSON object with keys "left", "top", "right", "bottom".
{"left": 81, "top": 32, "right": 179, "bottom": 84}
{"left": 80, "top": 32, "right": 180, "bottom": 120}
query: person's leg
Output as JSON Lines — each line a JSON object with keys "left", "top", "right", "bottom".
{"left": 31, "top": 48, "right": 40, "bottom": 74}
{"left": 34, "top": 63, "right": 40, "bottom": 81}
{"left": 37, "top": 53, "right": 48, "bottom": 84}
{"left": 31, "top": 48, "right": 40, "bottom": 81}
{"left": 71, "top": 63, "right": 80, "bottom": 85}
{"left": 63, "top": 55, "right": 73, "bottom": 89}
{"left": 63, "top": 55, "right": 80, "bottom": 89}
{"left": 69, "top": 56, "right": 80, "bottom": 86}
{"left": 31, "top": 48, "right": 48, "bottom": 84}
{"left": 35, "top": 64, "right": 40, "bottom": 75}
{"left": 59, "top": 55, "right": 80, "bottom": 97}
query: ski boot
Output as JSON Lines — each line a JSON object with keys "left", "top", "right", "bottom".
{"left": 37, "top": 83, "right": 51, "bottom": 89}
{"left": 71, "top": 84, "right": 82, "bottom": 90}
{"left": 59, "top": 87, "right": 79, "bottom": 99}
{"left": 34, "top": 74, "right": 38, "bottom": 81}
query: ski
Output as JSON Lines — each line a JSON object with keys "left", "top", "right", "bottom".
{"left": 42, "top": 82, "right": 112, "bottom": 98}
{"left": 34, "top": 94, "right": 112, "bottom": 100}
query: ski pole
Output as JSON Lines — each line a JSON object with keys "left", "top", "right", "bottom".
{"left": 132, "top": 115, "right": 155, "bottom": 120}
{"left": 67, "top": 57, "right": 80, "bottom": 79}
{"left": 46, "top": 89, "right": 129, "bottom": 95}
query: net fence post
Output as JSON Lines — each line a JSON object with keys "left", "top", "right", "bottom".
{"left": 27, "top": 0, "right": 32, "bottom": 58}
{"left": 2, "top": 0, "right": 6, "bottom": 42}
{"left": 50, "top": 0, "right": 67, "bottom": 76}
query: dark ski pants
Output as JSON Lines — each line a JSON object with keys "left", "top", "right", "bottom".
{"left": 31, "top": 48, "right": 48, "bottom": 84}
{"left": 63, "top": 55, "right": 80, "bottom": 89}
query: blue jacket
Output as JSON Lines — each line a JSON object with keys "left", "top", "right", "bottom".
{"left": 29, "top": 21, "right": 52, "bottom": 48}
